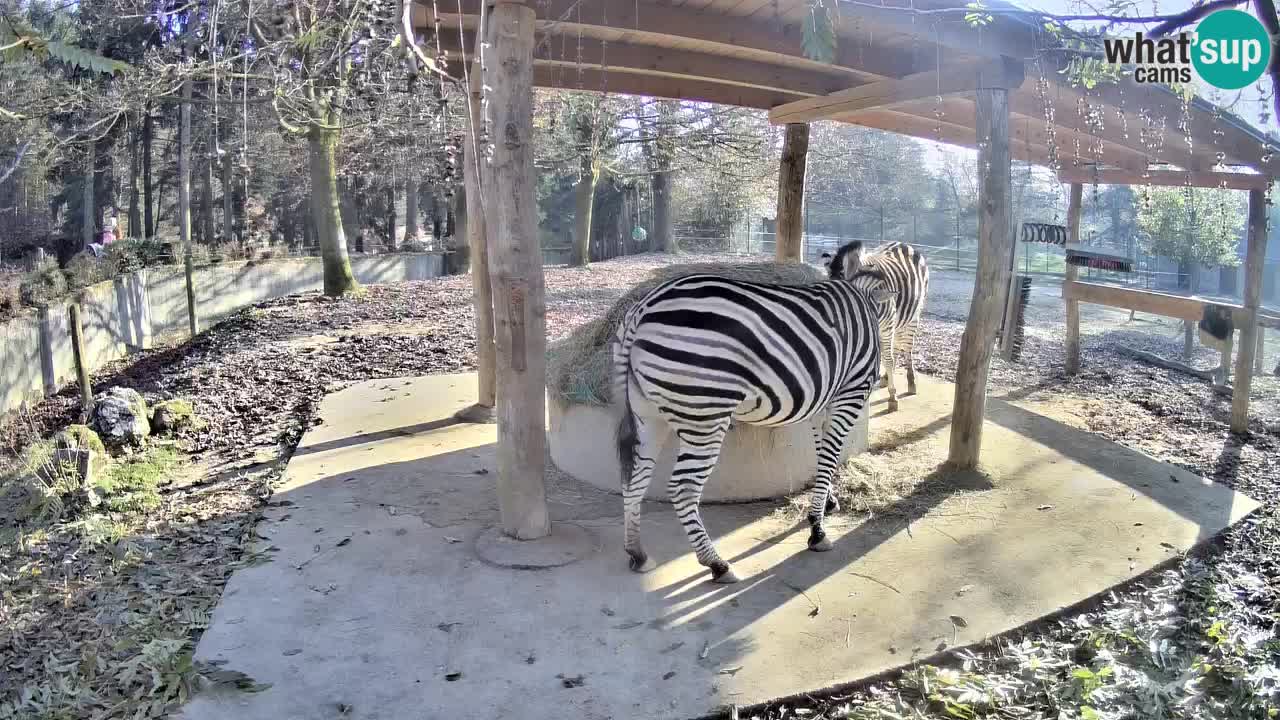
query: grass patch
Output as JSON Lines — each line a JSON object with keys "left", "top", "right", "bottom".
{"left": 97, "top": 445, "right": 186, "bottom": 515}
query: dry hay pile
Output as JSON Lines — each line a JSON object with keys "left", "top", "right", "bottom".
{"left": 547, "top": 260, "right": 825, "bottom": 406}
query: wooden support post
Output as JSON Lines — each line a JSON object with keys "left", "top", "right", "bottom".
{"left": 1183, "top": 320, "right": 1195, "bottom": 361}
{"left": 457, "top": 60, "right": 497, "bottom": 423}
{"left": 1064, "top": 183, "right": 1083, "bottom": 375}
{"left": 68, "top": 300, "right": 93, "bottom": 423}
{"left": 948, "top": 82, "right": 1012, "bottom": 469}
{"left": 774, "top": 122, "right": 809, "bottom": 262}
{"left": 484, "top": 0, "right": 551, "bottom": 540}
{"left": 1231, "top": 188, "right": 1269, "bottom": 433}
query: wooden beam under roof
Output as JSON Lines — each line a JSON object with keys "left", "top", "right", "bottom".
{"left": 426, "top": 0, "right": 929, "bottom": 82}
{"left": 438, "top": 30, "right": 848, "bottom": 98}
{"left": 768, "top": 57, "right": 1022, "bottom": 125}
{"left": 846, "top": 1, "right": 1043, "bottom": 62}
{"left": 1058, "top": 167, "right": 1273, "bottom": 190}
{"left": 832, "top": 109, "right": 1059, "bottom": 166}
{"left": 530, "top": 65, "right": 809, "bottom": 109}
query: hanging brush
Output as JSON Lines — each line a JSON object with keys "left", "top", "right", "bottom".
{"left": 998, "top": 274, "right": 1033, "bottom": 362}
{"left": 1064, "top": 246, "right": 1135, "bottom": 273}
{"left": 1197, "top": 304, "right": 1233, "bottom": 352}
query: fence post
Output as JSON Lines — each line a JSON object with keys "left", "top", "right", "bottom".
{"left": 68, "top": 298, "right": 93, "bottom": 422}
{"left": 37, "top": 305, "right": 57, "bottom": 396}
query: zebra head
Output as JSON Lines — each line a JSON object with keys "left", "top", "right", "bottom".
{"left": 822, "top": 241, "right": 868, "bottom": 281}
{"left": 847, "top": 268, "right": 898, "bottom": 320}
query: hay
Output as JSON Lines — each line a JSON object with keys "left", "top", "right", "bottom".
{"left": 546, "top": 260, "right": 826, "bottom": 406}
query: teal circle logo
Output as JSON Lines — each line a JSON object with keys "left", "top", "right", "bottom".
{"left": 1192, "top": 10, "right": 1271, "bottom": 90}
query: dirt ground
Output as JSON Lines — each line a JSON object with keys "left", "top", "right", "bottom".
{"left": 1, "top": 253, "right": 1277, "bottom": 719}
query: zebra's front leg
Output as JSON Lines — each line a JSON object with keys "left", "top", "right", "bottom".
{"left": 668, "top": 422, "right": 738, "bottom": 583}
{"left": 881, "top": 326, "right": 899, "bottom": 412}
{"left": 807, "top": 382, "right": 872, "bottom": 552}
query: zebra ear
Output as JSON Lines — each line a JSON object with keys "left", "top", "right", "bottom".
{"left": 819, "top": 252, "right": 832, "bottom": 270}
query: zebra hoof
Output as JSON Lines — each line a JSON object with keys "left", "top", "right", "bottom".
{"left": 627, "top": 549, "right": 653, "bottom": 573}
{"left": 825, "top": 496, "right": 840, "bottom": 514}
{"left": 808, "top": 533, "right": 833, "bottom": 552}
{"left": 710, "top": 563, "right": 741, "bottom": 584}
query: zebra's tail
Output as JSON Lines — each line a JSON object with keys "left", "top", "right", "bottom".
{"left": 612, "top": 315, "right": 640, "bottom": 488}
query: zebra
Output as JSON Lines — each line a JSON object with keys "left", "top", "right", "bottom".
{"left": 820, "top": 241, "right": 929, "bottom": 412}
{"left": 610, "top": 256, "right": 895, "bottom": 584}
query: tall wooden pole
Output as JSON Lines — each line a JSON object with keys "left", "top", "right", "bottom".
{"left": 179, "top": 54, "right": 198, "bottom": 337}
{"left": 1231, "top": 188, "right": 1269, "bottom": 433}
{"left": 68, "top": 299, "right": 93, "bottom": 423}
{"left": 775, "top": 122, "right": 809, "bottom": 262}
{"left": 948, "top": 83, "right": 1012, "bottom": 469}
{"left": 457, "top": 59, "right": 497, "bottom": 423}
{"left": 1064, "top": 182, "right": 1083, "bottom": 375}
{"left": 484, "top": 0, "right": 550, "bottom": 540}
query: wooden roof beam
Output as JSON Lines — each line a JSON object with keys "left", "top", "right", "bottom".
{"left": 832, "top": 109, "right": 1058, "bottom": 166}
{"left": 530, "top": 65, "right": 808, "bottom": 110}
{"left": 426, "top": 0, "right": 927, "bottom": 82}
{"left": 1058, "top": 167, "right": 1273, "bottom": 190}
{"left": 768, "top": 57, "right": 1023, "bottom": 125}
{"left": 438, "top": 30, "right": 847, "bottom": 98}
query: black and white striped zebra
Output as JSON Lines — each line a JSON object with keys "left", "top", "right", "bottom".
{"left": 821, "top": 241, "right": 929, "bottom": 412}
{"left": 611, "top": 256, "right": 894, "bottom": 584}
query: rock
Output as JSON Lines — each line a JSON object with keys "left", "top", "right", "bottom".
{"left": 16, "top": 442, "right": 102, "bottom": 521}
{"left": 93, "top": 387, "right": 151, "bottom": 448}
{"left": 152, "top": 398, "right": 197, "bottom": 436}
{"left": 54, "top": 424, "right": 107, "bottom": 456}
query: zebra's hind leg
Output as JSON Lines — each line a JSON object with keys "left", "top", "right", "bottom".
{"left": 807, "top": 382, "right": 873, "bottom": 552}
{"left": 668, "top": 420, "right": 738, "bottom": 583}
{"left": 812, "top": 417, "right": 839, "bottom": 514}
{"left": 902, "top": 322, "right": 920, "bottom": 396}
{"left": 881, "top": 325, "right": 899, "bottom": 412}
{"left": 622, "top": 408, "right": 663, "bottom": 573}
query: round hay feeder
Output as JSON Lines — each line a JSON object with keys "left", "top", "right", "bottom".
{"left": 547, "top": 393, "right": 868, "bottom": 503}
{"left": 545, "top": 260, "right": 869, "bottom": 503}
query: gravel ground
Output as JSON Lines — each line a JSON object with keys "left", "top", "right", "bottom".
{"left": 1, "top": 252, "right": 1277, "bottom": 719}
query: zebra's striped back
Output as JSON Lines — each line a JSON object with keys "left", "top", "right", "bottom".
{"left": 614, "top": 274, "right": 882, "bottom": 428}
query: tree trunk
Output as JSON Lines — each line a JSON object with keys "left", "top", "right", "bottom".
{"left": 459, "top": 58, "right": 497, "bottom": 419}
{"left": 1231, "top": 189, "right": 1269, "bottom": 432}
{"left": 386, "top": 183, "right": 399, "bottom": 250}
{"left": 948, "top": 85, "right": 1012, "bottom": 469}
{"left": 1064, "top": 183, "right": 1083, "bottom": 375}
{"left": 484, "top": 2, "right": 550, "bottom": 540}
{"left": 179, "top": 70, "right": 197, "bottom": 336}
{"left": 81, "top": 149, "right": 94, "bottom": 250}
{"left": 651, "top": 169, "right": 673, "bottom": 253}
{"left": 308, "top": 128, "right": 360, "bottom": 296}
{"left": 222, "top": 152, "right": 233, "bottom": 242}
{"left": 128, "top": 124, "right": 141, "bottom": 238}
{"left": 201, "top": 151, "right": 215, "bottom": 244}
{"left": 405, "top": 174, "right": 419, "bottom": 244}
{"left": 571, "top": 154, "right": 599, "bottom": 266}
{"left": 143, "top": 108, "right": 154, "bottom": 238}
{"left": 774, "top": 122, "right": 809, "bottom": 262}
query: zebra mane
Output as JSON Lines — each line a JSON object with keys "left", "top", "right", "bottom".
{"left": 823, "top": 241, "right": 866, "bottom": 281}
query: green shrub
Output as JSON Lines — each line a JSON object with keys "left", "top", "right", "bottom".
{"left": 18, "top": 265, "right": 68, "bottom": 306}
{"left": 66, "top": 252, "right": 110, "bottom": 289}
{"left": 0, "top": 272, "right": 21, "bottom": 320}
{"left": 54, "top": 424, "right": 107, "bottom": 456}
{"left": 105, "top": 239, "right": 168, "bottom": 274}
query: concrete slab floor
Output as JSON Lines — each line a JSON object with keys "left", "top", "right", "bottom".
{"left": 178, "top": 372, "right": 1259, "bottom": 720}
